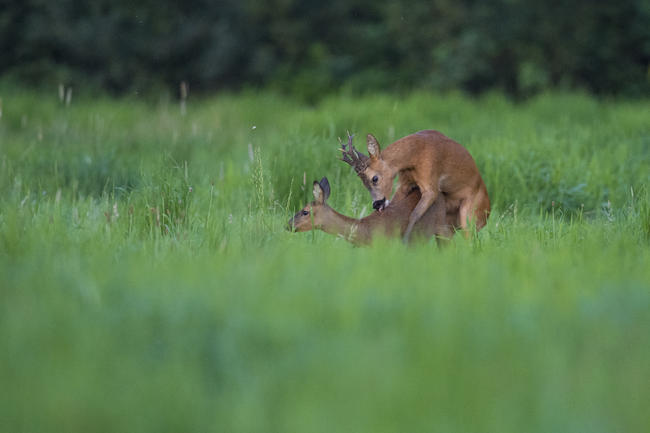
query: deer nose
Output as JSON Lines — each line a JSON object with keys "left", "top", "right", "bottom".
{"left": 286, "top": 220, "right": 295, "bottom": 231}
{"left": 373, "top": 198, "right": 386, "bottom": 211}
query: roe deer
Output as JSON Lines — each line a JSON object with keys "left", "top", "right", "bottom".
{"left": 339, "top": 131, "right": 490, "bottom": 242}
{"left": 287, "top": 177, "right": 457, "bottom": 246}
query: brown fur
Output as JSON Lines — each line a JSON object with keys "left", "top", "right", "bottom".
{"left": 360, "top": 130, "right": 490, "bottom": 240}
{"left": 287, "top": 178, "right": 458, "bottom": 246}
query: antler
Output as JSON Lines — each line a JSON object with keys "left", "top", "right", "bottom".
{"left": 338, "top": 132, "right": 369, "bottom": 175}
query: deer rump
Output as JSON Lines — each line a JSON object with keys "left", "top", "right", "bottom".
{"left": 365, "top": 186, "right": 458, "bottom": 242}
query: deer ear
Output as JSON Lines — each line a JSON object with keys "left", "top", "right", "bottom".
{"left": 312, "top": 181, "right": 324, "bottom": 204}
{"left": 367, "top": 134, "right": 381, "bottom": 159}
{"left": 319, "top": 177, "right": 331, "bottom": 200}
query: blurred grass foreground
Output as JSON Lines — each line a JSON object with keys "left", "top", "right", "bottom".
{"left": 1, "top": 87, "right": 650, "bottom": 432}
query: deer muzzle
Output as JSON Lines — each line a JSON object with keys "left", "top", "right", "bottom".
{"left": 373, "top": 198, "right": 387, "bottom": 211}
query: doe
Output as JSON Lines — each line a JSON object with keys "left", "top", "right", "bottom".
{"left": 287, "top": 177, "right": 457, "bottom": 246}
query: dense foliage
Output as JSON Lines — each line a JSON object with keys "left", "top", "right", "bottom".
{"left": 2, "top": 0, "right": 648, "bottom": 99}
{"left": 1, "top": 89, "right": 649, "bottom": 432}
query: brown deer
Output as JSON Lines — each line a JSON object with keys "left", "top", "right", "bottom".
{"left": 287, "top": 177, "right": 458, "bottom": 246}
{"left": 339, "top": 131, "right": 490, "bottom": 241}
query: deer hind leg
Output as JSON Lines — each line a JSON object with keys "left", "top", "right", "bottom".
{"left": 435, "top": 220, "right": 454, "bottom": 247}
{"left": 458, "top": 188, "right": 490, "bottom": 237}
{"left": 459, "top": 197, "right": 471, "bottom": 228}
{"left": 473, "top": 189, "right": 490, "bottom": 231}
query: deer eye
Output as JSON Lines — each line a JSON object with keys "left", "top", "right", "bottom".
{"left": 302, "top": 210, "right": 309, "bottom": 216}
{"left": 372, "top": 175, "right": 379, "bottom": 184}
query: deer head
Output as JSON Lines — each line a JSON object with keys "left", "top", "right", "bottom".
{"left": 286, "top": 177, "right": 331, "bottom": 232}
{"left": 340, "top": 133, "right": 395, "bottom": 211}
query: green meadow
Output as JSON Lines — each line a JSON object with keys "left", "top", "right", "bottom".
{"left": 1, "top": 87, "right": 649, "bottom": 432}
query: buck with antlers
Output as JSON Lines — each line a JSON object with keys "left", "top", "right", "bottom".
{"left": 339, "top": 131, "right": 490, "bottom": 241}
{"left": 287, "top": 177, "right": 457, "bottom": 246}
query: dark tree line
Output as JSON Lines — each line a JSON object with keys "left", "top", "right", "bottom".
{"left": 1, "top": 0, "right": 648, "bottom": 99}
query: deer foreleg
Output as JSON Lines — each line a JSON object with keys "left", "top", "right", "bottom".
{"left": 403, "top": 190, "right": 437, "bottom": 243}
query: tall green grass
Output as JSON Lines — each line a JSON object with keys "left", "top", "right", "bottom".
{"left": 1, "top": 87, "right": 649, "bottom": 433}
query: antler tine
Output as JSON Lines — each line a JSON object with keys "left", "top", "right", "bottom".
{"left": 345, "top": 131, "right": 354, "bottom": 150}
{"left": 340, "top": 150, "right": 354, "bottom": 165}
{"left": 339, "top": 132, "right": 352, "bottom": 151}
{"left": 346, "top": 132, "right": 367, "bottom": 161}
{"left": 338, "top": 132, "right": 368, "bottom": 174}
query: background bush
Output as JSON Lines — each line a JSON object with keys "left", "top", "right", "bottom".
{"left": 2, "top": 0, "right": 648, "bottom": 99}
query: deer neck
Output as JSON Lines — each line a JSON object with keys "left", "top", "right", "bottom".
{"left": 381, "top": 141, "right": 412, "bottom": 173}
{"left": 319, "top": 206, "right": 369, "bottom": 243}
